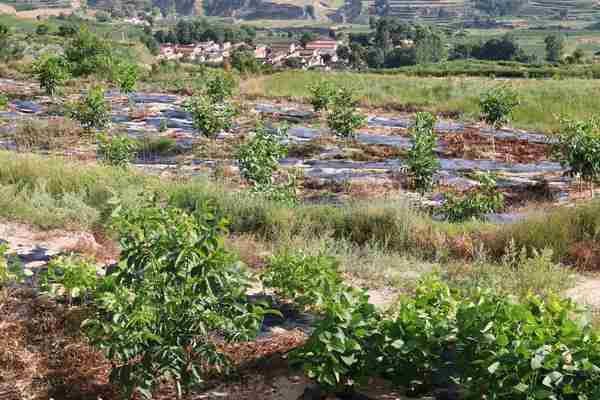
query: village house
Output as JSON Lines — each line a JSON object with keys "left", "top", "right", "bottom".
{"left": 158, "top": 41, "right": 232, "bottom": 62}
{"left": 267, "top": 41, "right": 298, "bottom": 65}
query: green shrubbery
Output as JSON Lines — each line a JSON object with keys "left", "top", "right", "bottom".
{"left": 480, "top": 86, "right": 520, "bottom": 129}
{"left": 40, "top": 255, "right": 98, "bottom": 305}
{"left": 33, "top": 55, "right": 71, "bottom": 97}
{"left": 113, "top": 62, "right": 139, "bottom": 95}
{"left": 97, "top": 133, "right": 138, "bottom": 168}
{"left": 84, "top": 201, "right": 268, "bottom": 399}
{"left": 326, "top": 87, "right": 367, "bottom": 140}
{"left": 262, "top": 252, "right": 343, "bottom": 311}
{"left": 292, "top": 288, "right": 381, "bottom": 391}
{"left": 205, "top": 73, "right": 236, "bottom": 103}
{"left": 309, "top": 80, "right": 335, "bottom": 113}
{"left": 236, "top": 124, "right": 296, "bottom": 203}
{"left": 0, "top": 94, "right": 7, "bottom": 110}
{"left": 553, "top": 117, "right": 600, "bottom": 197}
{"left": 185, "top": 95, "right": 237, "bottom": 138}
{"left": 68, "top": 86, "right": 111, "bottom": 131}
{"left": 406, "top": 112, "right": 440, "bottom": 194}
{"left": 0, "top": 243, "right": 28, "bottom": 288}
{"left": 294, "top": 275, "right": 600, "bottom": 399}
{"left": 441, "top": 172, "right": 505, "bottom": 222}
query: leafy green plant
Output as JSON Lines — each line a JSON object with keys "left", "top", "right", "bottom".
{"left": 380, "top": 276, "right": 600, "bottom": 399}
{"left": 0, "top": 243, "right": 29, "bottom": 287}
{"left": 309, "top": 80, "right": 335, "bottom": 113}
{"left": 32, "top": 54, "right": 70, "bottom": 96}
{"left": 480, "top": 86, "right": 520, "bottom": 129}
{"left": 113, "top": 63, "right": 139, "bottom": 94}
{"left": 406, "top": 112, "right": 440, "bottom": 194}
{"left": 0, "top": 94, "right": 8, "bottom": 110}
{"left": 327, "top": 87, "right": 367, "bottom": 140}
{"left": 262, "top": 251, "right": 344, "bottom": 311}
{"left": 185, "top": 95, "right": 237, "bottom": 138}
{"left": 236, "top": 123, "right": 288, "bottom": 187}
{"left": 84, "top": 200, "right": 268, "bottom": 399}
{"left": 249, "top": 170, "right": 299, "bottom": 206}
{"left": 441, "top": 172, "right": 505, "bottom": 222}
{"left": 40, "top": 255, "right": 98, "bottom": 305}
{"left": 205, "top": 73, "right": 236, "bottom": 103}
{"left": 97, "top": 133, "right": 138, "bottom": 168}
{"left": 553, "top": 117, "right": 600, "bottom": 197}
{"left": 68, "top": 85, "right": 111, "bottom": 131}
{"left": 292, "top": 288, "right": 381, "bottom": 392}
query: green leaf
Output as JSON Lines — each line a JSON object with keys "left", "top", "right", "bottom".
{"left": 488, "top": 361, "right": 500, "bottom": 374}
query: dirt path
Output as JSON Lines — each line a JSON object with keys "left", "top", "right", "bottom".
{"left": 0, "top": 220, "right": 105, "bottom": 270}
{"left": 565, "top": 276, "right": 600, "bottom": 309}
{"left": 0, "top": 3, "right": 16, "bottom": 14}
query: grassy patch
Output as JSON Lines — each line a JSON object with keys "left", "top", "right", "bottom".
{"left": 241, "top": 71, "right": 600, "bottom": 133}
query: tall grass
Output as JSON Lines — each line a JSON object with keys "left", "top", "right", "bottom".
{"left": 241, "top": 71, "right": 600, "bottom": 133}
{"left": 0, "top": 150, "right": 598, "bottom": 270}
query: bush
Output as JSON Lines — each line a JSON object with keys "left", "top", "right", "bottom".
{"left": 0, "top": 243, "right": 29, "bottom": 288}
{"left": 33, "top": 54, "right": 70, "bottom": 96}
{"left": 205, "top": 73, "right": 236, "bottom": 103}
{"left": 291, "top": 288, "right": 381, "bottom": 391}
{"left": 137, "top": 136, "right": 177, "bottom": 157}
{"left": 380, "top": 276, "right": 600, "bottom": 399}
{"left": 309, "top": 80, "right": 335, "bottom": 113}
{"left": 327, "top": 87, "right": 366, "bottom": 140}
{"left": 0, "top": 94, "right": 8, "bottom": 110}
{"left": 236, "top": 123, "right": 288, "bottom": 187}
{"left": 262, "top": 251, "right": 344, "bottom": 311}
{"left": 68, "top": 86, "right": 111, "bottom": 131}
{"left": 97, "top": 133, "right": 138, "bottom": 168}
{"left": 40, "top": 255, "right": 98, "bottom": 305}
{"left": 441, "top": 172, "right": 505, "bottom": 222}
{"left": 65, "top": 26, "right": 113, "bottom": 77}
{"left": 84, "top": 201, "right": 267, "bottom": 399}
{"left": 553, "top": 117, "right": 600, "bottom": 197}
{"left": 113, "top": 62, "right": 139, "bottom": 94}
{"left": 185, "top": 95, "right": 236, "bottom": 138}
{"left": 406, "top": 112, "right": 440, "bottom": 194}
{"left": 480, "top": 86, "right": 520, "bottom": 129}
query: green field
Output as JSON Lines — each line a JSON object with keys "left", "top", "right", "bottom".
{"left": 242, "top": 70, "right": 600, "bottom": 132}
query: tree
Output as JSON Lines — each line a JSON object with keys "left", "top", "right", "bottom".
{"left": 406, "top": 112, "right": 440, "bottom": 194}
{"left": 236, "top": 123, "right": 288, "bottom": 188}
{"left": 84, "top": 201, "right": 266, "bottom": 399}
{"left": 366, "top": 47, "right": 385, "bottom": 68}
{"left": 33, "top": 55, "right": 70, "bottom": 96}
{"left": 348, "top": 43, "right": 367, "bottom": 69}
{"left": 300, "top": 32, "right": 318, "bottom": 48}
{"left": 113, "top": 63, "right": 139, "bottom": 94}
{"left": 68, "top": 85, "right": 111, "bottom": 131}
{"left": 545, "top": 33, "right": 565, "bottom": 63}
{"left": 309, "top": 80, "right": 335, "bottom": 113}
{"left": 327, "top": 87, "right": 366, "bottom": 139}
{"left": 205, "top": 73, "right": 236, "bottom": 103}
{"left": 553, "top": 117, "right": 600, "bottom": 197}
{"left": 185, "top": 95, "right": 236, "bottom": 138}
{"left": 231, "top": 49, "right": 261, "bottom": 74}
{"left": 65, "top": 26, "right": 112, "bottom": 76}
{"left": 479, "top": 86, "right": 519, "bottom": 129}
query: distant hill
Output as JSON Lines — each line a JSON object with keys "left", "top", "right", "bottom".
{"left": 82, "top": 0, "right": 600, "bottom": 22}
